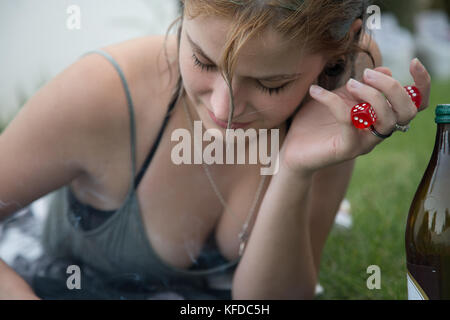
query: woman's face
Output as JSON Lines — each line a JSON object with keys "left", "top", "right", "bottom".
{"left": 179, "top": 14, "right": 327, "bottom": 132}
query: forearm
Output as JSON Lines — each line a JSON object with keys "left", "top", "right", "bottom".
{"left": 308, "top": 159, "right": 356, "bottom": 277}
{"left": 0, "top": 258, "right": 40, "bottom": 300}
{"left": 232, "top": 162, "right": 316, "bottom": 300}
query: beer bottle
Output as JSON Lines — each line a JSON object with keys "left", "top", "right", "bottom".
{"left": 405, "top": 104, "right": 450, "bottom": 300}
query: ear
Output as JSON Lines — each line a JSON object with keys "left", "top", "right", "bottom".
{"left": 318, "top": 19, "right": 365, "bottom": 89}
{"left": 324, "top": 19, "right": 363, "bottom": 72}
{"left": 349, "top": 18, "right": 363, "bottom": 39}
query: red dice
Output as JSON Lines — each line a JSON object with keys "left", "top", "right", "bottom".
{"left": 352, "top": 85, "right": 422, "bottom": 129}
{"left": 351, "top": 103, "right": 377, "bottom": 129}
{"left": 404, "top": 85, "right": 422, "bottom": 109}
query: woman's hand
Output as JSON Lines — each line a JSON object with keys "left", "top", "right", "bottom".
{"left": 281, "top": 58, "right": 431, "bottom": 175}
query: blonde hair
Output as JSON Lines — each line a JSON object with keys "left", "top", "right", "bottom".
{"left": 163, "top": 0, "right": 374, "bottom": 130}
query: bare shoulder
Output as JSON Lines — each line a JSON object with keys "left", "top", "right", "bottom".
{"left": 0, "top": 34, "right": 180, "bottom": 219}
{"left": 76, "top": 34, "right": 180, "bottom": 173}
{"left": 100, "top": 34, "right": 180, "bottom": 117}
{"left": 73, "top": 34, "right": 179, "bottom": 138}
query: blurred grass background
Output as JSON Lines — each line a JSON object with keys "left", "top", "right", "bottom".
{"left": 317, "top": 79, "right": 450, "bottom": 300}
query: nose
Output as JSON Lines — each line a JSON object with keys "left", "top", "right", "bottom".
{"left": 209, "top": 76, "right": 246, "bottom": 123}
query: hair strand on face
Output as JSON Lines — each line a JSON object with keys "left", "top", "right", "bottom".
{"left": 226, "top": 77, "right": 236, "bottom": 130}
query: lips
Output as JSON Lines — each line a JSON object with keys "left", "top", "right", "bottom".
{"left": 207, "top": 109, "right": 252, "bottom": 129}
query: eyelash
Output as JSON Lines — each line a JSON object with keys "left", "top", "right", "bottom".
{"left": 191, "top": 54, "right": 290, "bottom": 96}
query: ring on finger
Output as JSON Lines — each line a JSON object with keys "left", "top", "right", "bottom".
{"left": 369, "top": 125, "right": 394, "bottom": 139}
{"left": 394, "top": 123, "right": 411, "bottom": 133}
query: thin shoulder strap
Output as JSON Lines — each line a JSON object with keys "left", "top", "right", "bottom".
{"left": 80, "top": 49, "right": 137, "bottom": 183}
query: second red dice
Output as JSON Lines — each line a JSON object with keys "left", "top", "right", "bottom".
{"left": 405, "top": 86, "right": 422, "bottom": 109}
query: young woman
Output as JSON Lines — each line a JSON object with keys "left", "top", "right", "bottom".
{"left": 0, "top": 0, "right": 430, "bottom": 299}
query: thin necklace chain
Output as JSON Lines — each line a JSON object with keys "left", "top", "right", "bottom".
{"left": 181, "top": 94, "right": 267, "bottom": 257}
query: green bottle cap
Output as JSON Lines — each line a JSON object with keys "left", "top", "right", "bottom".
{"left": 436, "top": 104, "right": 450, "bottom": 124}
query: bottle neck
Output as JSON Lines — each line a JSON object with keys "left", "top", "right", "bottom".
{"left": 435, "top": 123, "right": 450, "bottom": 155}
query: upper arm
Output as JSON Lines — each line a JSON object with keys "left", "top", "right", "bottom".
{"left": 0, "top": 53, "right": 126, "bottom": 220}
{"left": 307, "top": 158, "right": 356, "bottom": 274}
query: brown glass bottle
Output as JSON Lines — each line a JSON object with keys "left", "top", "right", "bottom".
{"left": 405, "top": 104, "right": 450, "bottom": 300}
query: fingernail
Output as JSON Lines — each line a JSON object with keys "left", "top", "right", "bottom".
{"left": 364, "top": 68, "right": 377, "bottom": 80}
{"left": 348, "top": 78, "right": 362, "bottom": 89}
{"left": 414, "top": 58, "right": 425, "bottom": 73}
{"left": 310, "top": 84, "right": 323, "bottom": 95}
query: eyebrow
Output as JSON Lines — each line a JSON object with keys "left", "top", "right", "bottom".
{"left": 186, "top": 32, "right": 302, "bottom": 82}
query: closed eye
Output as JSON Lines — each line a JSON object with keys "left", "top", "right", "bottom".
{"left": 191, "top": 54, "right": 292, "bottom": 96}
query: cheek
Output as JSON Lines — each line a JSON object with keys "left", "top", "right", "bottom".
{"left": 253, "top": 84, "right": 308, "bottom": 124}
{"left": 248, "top": 100, "right": 291, "bottom": 129}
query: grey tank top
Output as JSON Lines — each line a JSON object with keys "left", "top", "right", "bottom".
{"left": 40, "top": 49, "right": 240, "bottom": 296}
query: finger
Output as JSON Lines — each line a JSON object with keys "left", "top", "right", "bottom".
{"left": 345, "top": 77, "right": 396, "bottom": 135}
{"left": 410, "top": 58, "right": 431, "bottom": 111}
{"left": 309, "top": 84, "right": 360, "bottom": 147}
{"left": 373, "top": 67, "right": 395, "bottom": 108}
{"left": 373, "top": 67, "right": 393, "bottom": 77}
{"left": 360, "top": 68, "right": 417, "bottom": 126}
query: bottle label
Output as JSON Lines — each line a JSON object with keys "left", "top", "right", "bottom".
{"left": 407, "top": 272, "right": 426, "bottom": 300}
{"left": 407, "top": 262, "right": 440, "bottom": 300}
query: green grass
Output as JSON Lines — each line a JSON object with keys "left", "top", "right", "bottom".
{"left": 317, "top": 79, "right": 450, "bottom": 300}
